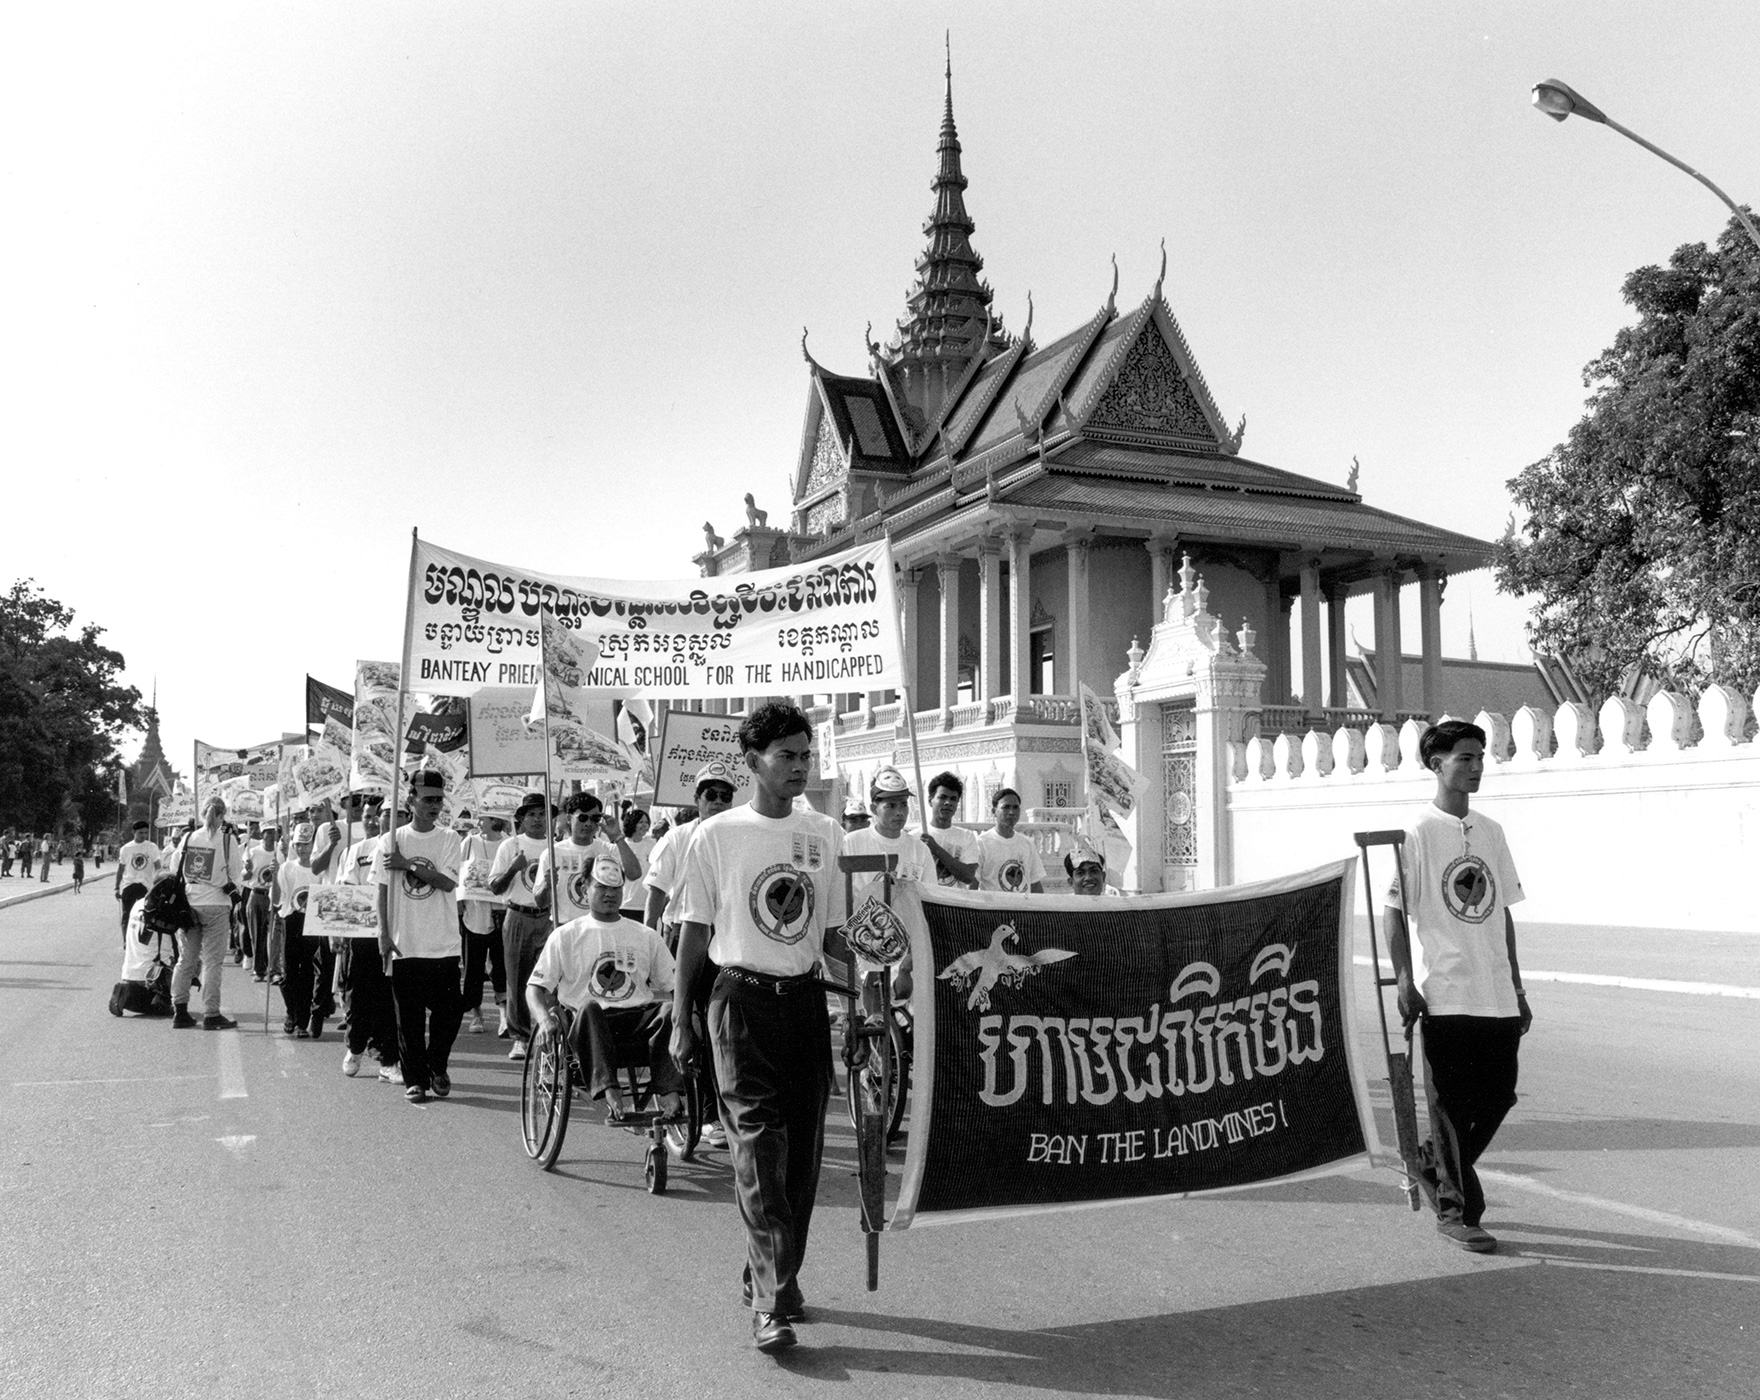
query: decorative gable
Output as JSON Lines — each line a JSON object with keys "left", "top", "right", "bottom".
{"left": 1084, "top": 329, "right": 1215, "bottom": 441}
{"left": 804, "top": 414, "right": 845, "bottom": 499}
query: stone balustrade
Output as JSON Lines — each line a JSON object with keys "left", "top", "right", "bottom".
{"left": 1230, "top": 688, "right": 1757, "bottom": 784}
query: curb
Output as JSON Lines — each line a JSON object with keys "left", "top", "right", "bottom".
{"left": 0, "top": 877, "right": 86, "bottom": 911}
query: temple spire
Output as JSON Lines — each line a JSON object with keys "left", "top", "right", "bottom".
{"left": 882, "top": 41, "right": 1009, "bottom": 432}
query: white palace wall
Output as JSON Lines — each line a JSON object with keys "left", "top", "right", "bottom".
{"left": 1225, "top": 689, "right": 1760, "bottom": 935}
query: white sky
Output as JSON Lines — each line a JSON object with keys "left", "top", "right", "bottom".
{"left": 5, "top": 1, "right": 1757, "bottom": 766}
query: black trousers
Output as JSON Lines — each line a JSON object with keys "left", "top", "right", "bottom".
{"left": 343, "top": 941, "right": 399, "bottom": 1064}
{"left": 393, "top": 956, "right": 464, "bottom": 1091}
{"left": 1422, "top": 1015, "right": 1522, "bottom": 1227}
{"left": 575, "top": 1002, "right": 683, "bottom": 1100}
{"left": 708, "top": 971, "right": 831, "bottom": 1314}
{"left": 501, "top": 908, "right": 551, "bottom": 1041}
{"left": 244, "top": 891, "right": 272, "bottom": 974}
{"left": 461, "top": 910, "right": 507, "bottom": 1010}
{"left": 279, "top": 912, "right": 320, "bottom": 1029}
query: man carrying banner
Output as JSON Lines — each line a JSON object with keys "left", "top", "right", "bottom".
{"left": 920, "top": 771, "right": 979, "bottom": 888}
{"left": 1385, "top": 719, "right": 1532, "bottom": 1255}
{"left": 114, "top": 819, "right": 162, "bottom": 939}
{"left": 167, "top": 796, "right": 243, "bottom": 1031}
{"left": 489, "top": 794, "right": 553, "bottom": 1062}
{"left": 671, "top": 703, "right": 850, "bottom": 1355}
{"left": 375, "top": 769, "right": 465, "bottom": 1104}
{"left": 976, "top": 788, "right": 1045, "bottom": 894}
{"left": 242, "top": 824, "right": 279, "bottom": 982}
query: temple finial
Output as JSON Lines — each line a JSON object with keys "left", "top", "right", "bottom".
{"left": 801, "top": 327, "right": 827, "bottom": 374}
{"left": 1153, "top": 238, "right": 1166, "bottom": 301}
{"left": 1106, "top": 253, "right": 1118, "bottom": 315}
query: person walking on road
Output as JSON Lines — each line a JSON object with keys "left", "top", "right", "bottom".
{"left": 273, "top": 825, "right": 322, "bottom": 1038}
{"left": 488, "top": 794, "right": 553, "bottom": 1062}
{"left": 167, "top": 797, "right": 243, "bottom": 1030}
{"left": 337, "top": 808, "right": 399, "bottom": 1082}
{"left": 1385, "top": 719, "right": 1533, "bottom": 1255}
{"left": 670, "top": 702, "right": 851, "bottom": 1355}
{"left": 114, "top": 821, "right": 163, "bottom": 938}
{"left": 374, "top": 769, "right": 464, "bottom": 1104}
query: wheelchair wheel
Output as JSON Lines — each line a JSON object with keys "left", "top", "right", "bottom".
{"left": 644, "top": 1141, "right": 668, "bottom": 1194}
{"left": 663, "top": 1073, "right": 701, "bottom": 1162}
{"left": 885, "top": 1011, "right": 910, "bottom": 1143}
{"left": 520, "top": 1023, "right": 572, "bottom": 1170}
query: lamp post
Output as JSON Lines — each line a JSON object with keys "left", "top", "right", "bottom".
{"left": 1531, "top": 79, "right": 1760, "bottom": 254}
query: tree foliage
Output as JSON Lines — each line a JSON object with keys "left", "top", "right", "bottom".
{"left": 0, "top": 581, "right": 143, "bottom": 835}
{"left": 1495, "top": 213, "right": 1760, "bottom": 700}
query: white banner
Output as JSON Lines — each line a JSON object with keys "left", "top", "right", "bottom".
{"left": 406, "top": 536, "right": 903, "bottom": 698}
{"left": 193, "top": 739, "right": 281, "bottom": 819}
{"left": 350, "top": 661, "right": 401, "bottom": 796}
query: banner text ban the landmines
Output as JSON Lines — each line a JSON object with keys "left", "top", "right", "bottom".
{"left": 976, "top": 980, "right": 1325, "bottom": 1109}
{"left": 1028, "top": 1101, "right": 1288, "bottom": 1165}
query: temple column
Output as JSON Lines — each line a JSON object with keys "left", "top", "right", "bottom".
{"left": 1299, "top": 560, "right": 1324, "bottom": 723}
{"left": 1374, "top": 568, "right": 1404, "bottom": 720}
{"left": 978, "top": 538, "right": 1002, "bottom": 701}
{"left": 1064, "top": 529, "right": 1093, "bottom": 697}
{"left": 1005, "top": 525, "right": 1033, "bottom": 701}
{"left": 1419, "top": 567, "right": 1445, "bottom": 717}
{"left": 1326, "top": 583, "right": 1349, "bottom": 709}
{"left": 899, "top": 566, "right": 923, "bottom": 706}
{"left": 936, "top": 550, "right": 963, "bottom": 716}
{"left": 1260, "top": 574, "right": 1285, "bottom": 703}
{"left": 1147, "top": 534, "right": 1177, "bottom": 621}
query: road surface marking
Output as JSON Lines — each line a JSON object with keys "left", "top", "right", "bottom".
{"left": 1353, "top": 955, "right": 1760, "bottom": 1000}
{"left": 10, "top": 1074, "right": 211, "bottom": 1087}
{"left": 1526, "top": 1255, "right": 1760, "bottom": 1283}
{"left": 1481, "top": 1168, "right": 1760, "bottom": 1249}
{"left": 217, "top": 1031, "right": 247, "bottom": 1099}
{"left": 215, "top": 1134, "right": 256, "bottom": 1157}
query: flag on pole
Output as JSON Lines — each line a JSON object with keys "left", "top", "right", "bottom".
{"left": 115, "top": 768, "right": 127, "bottom": 806}
{"left": 527, "top": 612, "right": 629, "bottom": 779}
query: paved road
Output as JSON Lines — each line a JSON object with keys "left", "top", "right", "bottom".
{"left": 3, "top": 890, "right": 1757, "bottom": 1399}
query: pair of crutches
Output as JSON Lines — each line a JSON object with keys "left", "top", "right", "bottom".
{"left": 1354, "top": 830, "right": 1424, "bottom": 1211}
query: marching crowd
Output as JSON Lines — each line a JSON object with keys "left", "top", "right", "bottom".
{"left": 94, "top": 699, "right": 1531, "bottom": 1352}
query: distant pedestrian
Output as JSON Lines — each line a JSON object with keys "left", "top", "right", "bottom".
{"left": 115, "top": 821, "right": 163, "bottom": 939}
{"left": 39, "top": 836, "right": 52, "bottom": 882}
{"left": 71, "top": 848, "right": 84, "bottom": 892}
{"left": 1386, "top": 719, "right": 1532, "bottom": 1255}
{"left": 166, "top": 797, "right": 243, "bottom": 1030}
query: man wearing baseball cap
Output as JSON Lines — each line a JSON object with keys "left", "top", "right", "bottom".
{"left": 528, "top": 855, "right": 683, "bottom": 1119}
{"left": 841, "top": 797, "right": 870, "bottom": 834}
{"left": 372, "top": 768, "right": 465, "bottom": 1103}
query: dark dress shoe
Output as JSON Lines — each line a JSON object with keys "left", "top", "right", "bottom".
{"left": 171, "top": 1006, "right": 197, "bottom": 1029}
{"left": 751, "top": 1312, "right": 797, "bottom": 1354}
{"left": 308, "top": 1017, "right": 324, "bottom": 1042}
{"left": 203, "top": 1014, "right": 238, "bottom": 1030}
{"left": 741, "top": 1277, "right": 806, "bottom": 1321}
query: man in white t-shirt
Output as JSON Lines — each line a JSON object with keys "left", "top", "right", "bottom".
{"left": 534, "top": 793, "right": 641, "bottom": 929}
{"left": 1064, "top": 842, "right": 1120, "bottom": 896}
{"left": 458, "top": 811, "right": 508, "bottom": 1036}
{"left": 167, "top": 797, "right": 244, "bottom": 1030}
{"left": 242, "top": 824, "right": 279, "bottom": 981}
{"left": 920, "top": 770, "right": 979, "bottom": 888}
{"left": 529, "top": 855, "right": 682, "bottom": 1117}
{"left": 337, "top": 808, "right": 399, "bottom": 1082}
{"left": 373, "top": 769, "right": 464, "bottom": 1104}
{"left": 976, "top": 788, "right": 1045, "bottom": 894}
{"left": 842, "top": 766, "right": 929, "bottom": 1005}
{"left": 272, "top": 824, "right": 323, "bottom": 1038}
{"left": 1386, "top": 719, "right": 1532, "bottom": 1256}
{"left": 672, "top": 703, "right": 851, "bottom": 1355}
{"left": 643, "top": 765, "right": 738, "bottom": 933}
{"left": 113, "top": 820, "right": 163, "bottom": 939}
{"left": 489, "top": 794, "right": 554, "bottom": 1061}
{"left": 109, "top": 889, "right": 176, "bottom": 1018}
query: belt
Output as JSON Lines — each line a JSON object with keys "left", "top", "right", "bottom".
{"left": 506, "top": 903, "right": 545, "bottom": 917}
{"left": 717, "top": 966, "right": 821, "bottom": 996}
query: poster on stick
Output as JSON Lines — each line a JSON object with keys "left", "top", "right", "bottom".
{"left": 405, "top": 535, "right": 902, "bottom": 699}
{"left": 649, "top": 710, "right": 752, "bottom": 807}
{"left": 308, "top": 883, "right": 381, "bottom": 940}
{"left": 192, "top": 739, "right": 282, "bottom": 818}
{"left": 349, "top": 661, "right": 400, "bottom": 796}
{"left": 889, "top": 860, "right": 1377, "bottom": 1229}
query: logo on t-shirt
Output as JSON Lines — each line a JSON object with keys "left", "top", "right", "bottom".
{"left": 589, "top": 949, "right": 638, "bottom": 1002}
{"left": 566, "top": 862, "right": 593, "bottom": 913}
{"left": 997, "top": 858, "right": 1027, "bottom": 892}
{"left": 129, "top": 854, "right": 150, "bottom": 873}
{"left": 1440, "top": 854, "right": 1495, "bottom": 924}
{"left": 293, "top": 886, "right": 310, "bottom": 912}
{"left": 749, "top": 864, "right": 815, "bottom": 945}
{"left": 401, "top": 856, "right": 437, "bottom": 900}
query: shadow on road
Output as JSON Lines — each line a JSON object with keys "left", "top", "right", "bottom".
{"left": 774, "top": 1222, "right": 1759, "bottom": 1397}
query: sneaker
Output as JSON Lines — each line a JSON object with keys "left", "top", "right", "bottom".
{"left": 342, "top": 1050, "right": 364, "bottom": 1077}
{"left": 467, "top": 1011, "right": 485, "bottom": 1035}
{"left": 378, "top": 1063, "right": 404, "bottom": 1085}
{"left": 252, "top": 973, "right": 266, "bottom": 983}
{"left": 430, "top": 1071, "right": 451, "bottom": 1098}
{"left": 1437, "top": 1220, "right": 1497, "bottom": 1253}
{"left": 700, "top": 1122, "right": 727, "bottom": 1149}
{"left": 496, "top": 1005, "right": 511, "bottom": 1039}
{"left": 509, "top": 1041, "right": 528, "bottom": 1061}
{"left": 405, "top": 1084, "right": 427, "bottom": 1104}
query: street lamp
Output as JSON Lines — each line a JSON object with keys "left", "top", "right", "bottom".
{"left": 1531, "top": 79, "right": 1760, "bottom": 254}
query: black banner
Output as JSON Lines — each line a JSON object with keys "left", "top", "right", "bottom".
{"left": 306, "top": 675, "right": 353, "bottom": 731}
{"left": 892, "top": 861, "right": 1373, "bottom": 1228}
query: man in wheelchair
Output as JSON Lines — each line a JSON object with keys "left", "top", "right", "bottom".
{"left": 526, "top": 854, "right": 684, "bottom": 1120}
